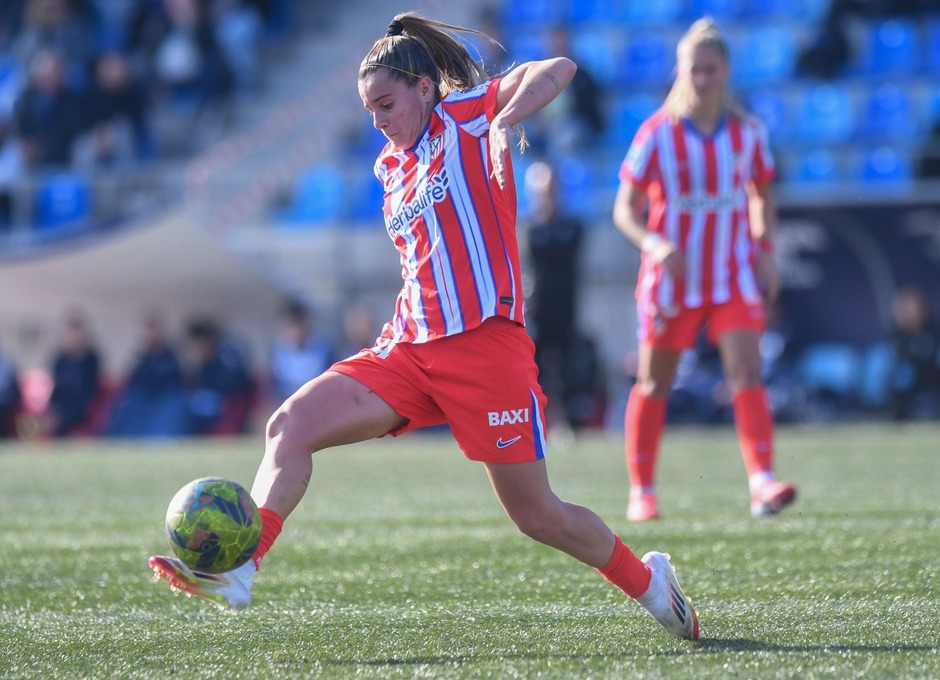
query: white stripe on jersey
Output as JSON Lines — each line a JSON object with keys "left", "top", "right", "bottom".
{"left": 712, "top": 130, "right": 735, "bottom": 303}
{"left": 440, "top": 114, "right": 497, "bottom": 321}
{"left": 655, "top": 123, "right": 679, "bottom": 313}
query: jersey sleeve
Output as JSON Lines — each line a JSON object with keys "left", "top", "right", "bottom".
{"left": 618, "top": 116, "right": 660, "bottom": 190}
{"left": 748, "top": 116, "right": 776, "bottom": 185}
{"left": 442, "top": 79, "right": 502, "bottom": 137}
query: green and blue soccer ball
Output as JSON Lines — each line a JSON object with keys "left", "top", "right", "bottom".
{"left": 164, "top": 477, "right": 262, "bottom": 574}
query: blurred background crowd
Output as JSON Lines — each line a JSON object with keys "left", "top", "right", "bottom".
{"left": 1, "top": 0, "right": 939, "bottom": 441}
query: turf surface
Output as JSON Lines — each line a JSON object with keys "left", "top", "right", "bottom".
{"left": 1, "top": 424, "right": 937, "bottom": 678}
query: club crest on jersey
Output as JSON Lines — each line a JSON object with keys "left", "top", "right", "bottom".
{"left": 488, "top": 408, "right": 530, "bottom": 426}
{"left": 385, "top": 168, "right": 450, "bottom": 235}
{"left": 429, "top": 133, "right": 443, "bottom": 159}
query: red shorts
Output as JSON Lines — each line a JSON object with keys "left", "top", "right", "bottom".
{"left": 330, "top": 316, "right": 548, "bottom": 464}
{"left": 638, "top": 295, "right": 766, "bottom": 351}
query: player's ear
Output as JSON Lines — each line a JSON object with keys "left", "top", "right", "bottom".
{"left": 419, "top": 76, "right": 434, "bottom": 101}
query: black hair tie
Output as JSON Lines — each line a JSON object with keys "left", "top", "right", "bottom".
{"left": 386, "top": 19, "right": 404, "bottom": 37}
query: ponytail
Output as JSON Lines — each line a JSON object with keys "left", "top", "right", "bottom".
{"left": 359, "top": 11, "right": 497, "bottom": 98}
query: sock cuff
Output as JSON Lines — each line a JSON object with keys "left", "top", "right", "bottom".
{"left": 258, "top": 506, "right": 284, "bottom": 532}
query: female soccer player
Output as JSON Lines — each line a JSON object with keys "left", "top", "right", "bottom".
{"left": 150, "top": 12, "right": 699, "bottom": 641}
{"left": 613, "top": 18, "right": 797, "bottom": 522}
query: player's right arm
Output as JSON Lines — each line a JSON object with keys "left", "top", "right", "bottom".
{"left": 613, "top": 180, "right": 685, "bottom": 278}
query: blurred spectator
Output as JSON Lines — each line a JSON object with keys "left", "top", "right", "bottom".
{"left": 13, "top": 0, "right": 97, "bottom": 89}
{"left": 337, "top": 302, "right": 380, "bottom": 360}
{"left": 473, "top": 5, "right": 512, "bottom": 76}
{"left": 522, "top": 160, "right": 586, "bottom": 431}
{"left": 180, "top": 318, "right": 253, "bottom": 435}
{"left": 128, "top": 0, "right": 235, "bottom": 110}
{"left": 0, "top": 340, "right": 22, "bottom": 438}
{"left": 529, "top": 25, "right": 605, "bottom": 157}
{"left": 795, "top": 1, "right": 852, "bottom": 80}
{"left": 13, "top": 48, "right": 85, "bottom": 167}
{"left": 106, "top": 312, "right": 187, "bottom": 437}
{"left": 73, "top": 50, "right": 154, "bottom": 169}
{"left": 45, "top": 312, "right": 102, "bottom": 437}
{"left": 887, "top": 284, "right": 940, "bottom": 420}
{"left": 0, "top": 116, "right": 24, "bottom": 230}
{"left": 268, "top": 299, "right": 334, "bottom": 404}
{"left": 211, "top": 0, "right": 265, "bottom": 94}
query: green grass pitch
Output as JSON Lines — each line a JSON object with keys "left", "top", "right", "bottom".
{"left": 1, "top": 424, "right": 937, "bottom": 679}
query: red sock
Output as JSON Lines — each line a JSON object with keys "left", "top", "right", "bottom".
{"left": 596, "top": 535, "right": 652, "bottom": 598}
{"left": 625, "top": 386, "right": 667, "bottom": 490}
{"left": 732, "top": 386, "right": 775, "bottom": 477}
{"left": 253, "top": 507, "right": 284, "bottom": 568}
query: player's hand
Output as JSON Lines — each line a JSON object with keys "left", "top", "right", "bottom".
{"left": 643, "top": 234, "right": 686, "bottom": 278}
{"left": 755, "top": 250, "right": 781, "bottom": 304}
{"left": 488, "top": 117, "right": 513, "bottom": 189}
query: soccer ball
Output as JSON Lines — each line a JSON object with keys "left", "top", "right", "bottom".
{"left": 164, "top": 477, "right": 262, "bottom": 574}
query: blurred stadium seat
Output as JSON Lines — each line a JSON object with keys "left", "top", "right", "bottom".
{"left": 501, "top": 0, "right": 565, "bottom": 26}
{"left": 797, "top": 83, "right": 856, "bottom": 143}
{"left": 568, "top": 0, "right": 618, "bottom": 24}
{"left": 858, "top": 342, "right": 894, "bottom": 409}
{"left": 865, "top": 19, "right": 920, "bottom": 75}
{"left": 734, "top": 26, "right": 796, "bottom": 85}
{"left": 278, "top": 165, "right": 346, "bottom": 226}
{"left": 621, "top": 34, "right": 674, "bottom": 86}
{"left": 34, "top": 173, "right": 92, "bottom": 230}
{"left": 746, "top": 87, "right": 793, "bottom": 142}
{"left": 621, "top": 0, "right": 683, "bottom": 25}
{"left": 570, "top": 30, "right": 621, "bottom": 88}
{"left": 607, "top": 92, "right": 659, "bottom": 146}
{"left": 861, "top": 83, "right": 915, "bottom": 142}
{"left": 796, "top": 148, "right": 842, "bottom": 185}
{"left": 859, "top": 146, "right": 913, "bottom": 186}
{"left": 797, "top": 343, "right": 861, "bottom": 399}
{"left": 685, "top": 0, "right": 743, "bottom": 21}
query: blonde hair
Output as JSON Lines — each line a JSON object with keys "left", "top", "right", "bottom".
{"left": 661, "top": 18, "right": 743, "bottom": 119}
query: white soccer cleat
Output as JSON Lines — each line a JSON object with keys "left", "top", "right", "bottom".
{"left": 149, "top": 555, "right": 256, "bottom": 612}
{"left": 636, "top": 551, "right": 700, "bottom": 641}
{"left": 750, "top": 479, "right": 797, "bottom": 517}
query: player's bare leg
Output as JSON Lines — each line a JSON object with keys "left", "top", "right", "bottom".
{"left": 150, "top": 371, "right": 405, "bottom": 610}
{"left": 484, "top": 459, "right": 699, "bottom": 640}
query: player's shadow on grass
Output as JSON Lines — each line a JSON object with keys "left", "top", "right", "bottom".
{"left": 690, "top": 639, "right": 938, "bottom": 654}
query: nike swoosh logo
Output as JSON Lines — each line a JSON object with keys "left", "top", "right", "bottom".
{"left": 496, "top": 436, "right": 522, "bottom": 449}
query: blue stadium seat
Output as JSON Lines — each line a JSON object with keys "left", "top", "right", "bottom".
{"left": 925, "top": 16, "right": 940, "bottom": 74}
{"left": 570, "top": 30, "right": 620, "bottom": 88}
{"left": 865, "top": 19, "right": 920, "bottom": 75}
{"left": 742, "top": 0, "right": 807, "bottom": 20}
{"left": 746, "top": 88, "right": 793, "bottom": 142}
{"left": 797, "top": 84, "right": 855, "bottom": 143}
{"left": 607, "top": 92, "right": 659, "bottom": 146}
{"left": 567, "top": 0, "right": 618, "bottom": 24}
{"left": 858, "top": 342, "right": 893, "bottom": 409}
{"left": 501, "top": 0, "right": 565, "bottom": 27}
{"left": 735, "top": 26, "right": 796, "bottom": 85}
{"left": 796, "top": 148, "right": 841, "bottom": 184}
{"left": 555, "top": 155, "right": 600, "bottom": 218}
{"left": 507, "top": 33, "right": 549, "bottom": 65}
{"left": 860, "top": 146, "right": 913, "bottom": 185}
{"left": 685, "top": 0, "right": 744, "bottom": 21}
{"left": 34, "top": 173, "right": 92, "bottom": 230}
{"left": 622, "top": 0, "right": 683, "bottom": 24}
{"left": 279, "top": 165, "right": 346, "bottom": 226}
{"left": 861, "top": 83, "right": 915, "bottom": 141}
{"left": 797, "top": 344, "right": 861, "bottom": 399}
{"left": 622, "top": 34, "right": 674, "bottom": 86}
{"left": 348, "top": 169, "right": 386, "bottom": 224}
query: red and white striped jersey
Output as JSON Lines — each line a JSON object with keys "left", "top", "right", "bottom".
{"left": 620, "top": 110, "right": 775, "bottom": 313}
{"left": 372, "top": 79, "right": 525, "bottom": 350}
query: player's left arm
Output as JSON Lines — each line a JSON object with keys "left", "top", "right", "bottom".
{"left": 747, "top": 179, "right": 781, "bottom": 304}
{"left": 488, "top": 58, "right": 577, "bottom": 188}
